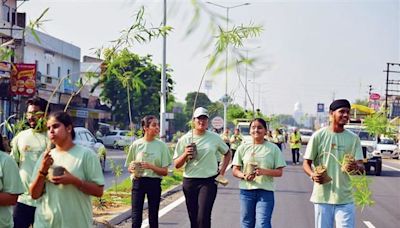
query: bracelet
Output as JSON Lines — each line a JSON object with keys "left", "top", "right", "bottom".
{"left": 39, "top": 170, "right": 48, "bottom": 177}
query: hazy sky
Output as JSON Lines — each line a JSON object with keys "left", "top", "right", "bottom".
{"left": 19, "top": 0, "right": 399, "bottom": 115}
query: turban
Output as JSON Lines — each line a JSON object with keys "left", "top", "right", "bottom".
{"left": 329, "top": 99, "right": 351, "bottom": 111}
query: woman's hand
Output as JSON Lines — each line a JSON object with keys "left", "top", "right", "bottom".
{"left": 244, "top": 173, "right": 257, "bottom": 181}
{"left": 184, "top": 145, "right": 194, "bottom": 159}
{"left": 51, "top": 169, "right": 79, "bottom": 186}
{"left": 39, "top": 149, "right": 53, "bottom": 174}
{"left": 140, "top": 161, "right": 155, "bottom": 170}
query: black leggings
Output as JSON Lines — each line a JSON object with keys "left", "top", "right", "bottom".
{"left": 13, "top": 202, "right": 36, "bottom": 228}
{"left": 131, "top": 177, "right": 162, "bottom": 228}
{"left": 182, "top": 176, "right": 218, "bottom": 228}
{"left": 291, "top": 148, "right": 300, "bottom": 163}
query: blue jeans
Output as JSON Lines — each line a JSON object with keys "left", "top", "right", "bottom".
{"left": 314, "top": 203, "right": 355, "bottom": 228}
{"left": 240, "top": 189, "right": 275, "bottom": 228}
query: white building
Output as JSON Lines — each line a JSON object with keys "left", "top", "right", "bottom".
{"left": 24, "top": 29, "right": 80, "bottom": 105}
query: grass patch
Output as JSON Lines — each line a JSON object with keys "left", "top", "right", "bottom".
{"left": 93, "top": 168, "right": 183, "bottom": 208}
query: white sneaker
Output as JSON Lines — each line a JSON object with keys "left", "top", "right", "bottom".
{"left": 296, "top": 162, "right": 300, "bottom": 165}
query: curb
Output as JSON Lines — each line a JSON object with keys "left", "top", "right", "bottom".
{"left": 95, "top": 183, "right": 183, "bottom": 227}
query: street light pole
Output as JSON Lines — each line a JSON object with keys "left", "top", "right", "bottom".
{"left": 160, "top": 0, "right": 167, "bottom": 141}
{"left": 207, "top": 1, "right": 250, "bottom": 132}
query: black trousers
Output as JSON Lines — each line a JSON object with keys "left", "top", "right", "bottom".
{"left": 182, "top": 176, "right": 218, "bottom": 228}
{"left": 291, "top": 148, "right": 300, "bottom": 163}
{"left": 13, "top": 202, "right": 36, "bottom": 228}
{"left": 131, "top": 177, "right": 162, "bottom": 228}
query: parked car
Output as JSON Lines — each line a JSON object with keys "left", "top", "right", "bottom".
{"left": 73, "top": 127, "right": 107, "bottom": 171}
{"left": 299, "top": 129, "right": 313, "bottom": 145}
{"left": 101, "top": 130, "right": 136, "bottom": 149}
{"left": 376, "top": 137, "right": 399, "bottom": 159}
{"left": 344, "top": 124, "right": 382, "bottom": 176}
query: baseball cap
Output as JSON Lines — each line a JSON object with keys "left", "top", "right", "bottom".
{"left": 193, "top": 107, "right": 209, "bottom": 118}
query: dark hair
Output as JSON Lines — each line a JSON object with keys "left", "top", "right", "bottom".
{"left": 141, "top": 115, "right": 157, "bottom": 136}
{"left": 48, "top": 111, "right": 75, "bottom": 139}
{"left": 0, "top": 135, "right": 5, "bottom": 151}
{"left": 250, "top": 118, "right": 268, "bottom": 130}
{"left": 26, "top": 97, "right": 46, "bottom": 112}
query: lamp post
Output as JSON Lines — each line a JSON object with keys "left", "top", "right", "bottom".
{"left": 160, "top": 0, "right": 167, "bottom": 141}
{"left": 207, "top": 1, "right": 250, "bottom": 132}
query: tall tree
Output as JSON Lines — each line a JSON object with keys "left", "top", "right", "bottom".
{"left": 184, "top": 92, "right": 212, "bottom": 116}
{"left": 97, "top": 49, "right": 174, "bottom": 127}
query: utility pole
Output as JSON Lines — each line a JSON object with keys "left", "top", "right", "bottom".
{"left": 160, "top": 0, "right": 167, "bottom": 141}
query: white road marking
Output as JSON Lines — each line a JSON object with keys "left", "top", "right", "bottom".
{"left": 141, "top": 196, "right": 186, "bottom": 228}
{"left": 383, "top": 164, "right": 400, "bottom": 172}
{"left": 141, "top": 163, "right": 231, "bottom": 227}
{"left": 363, "top": 221, "right": 376, "bottom": 228}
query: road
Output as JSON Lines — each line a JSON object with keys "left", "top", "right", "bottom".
{"left": 116, "top": 144, "right": 400, "bottom": 228}
{"left": 103, "top": 148, "right": 131, "bottom": 189}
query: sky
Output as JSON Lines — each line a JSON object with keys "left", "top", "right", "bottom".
{"left": 19, "top": 0, "right": 400, "bottom": 115}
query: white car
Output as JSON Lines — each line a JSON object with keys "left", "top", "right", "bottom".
{"left": 299, "top": 129, "right": 313, "bottom": 145}
{"left": 376, "top": 138, "right": 399, "bottom": 159}
{"left": 101, "top": 130, "right": 136, "bottom": 149}
{"left": 73, "top": 127, "right": 107, "bottom": 171}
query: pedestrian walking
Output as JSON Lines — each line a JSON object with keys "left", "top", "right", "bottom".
{"left": 289, "top": 128, "right": 302, "bottom": 165}
{"left": 230, "top": 128, "right": 243, "bottom": 159}
{"left": 232, "top": 118, "right": 286, "bottom": 228}
{"left": 30, "top": 111, "right": 104, "bottom": 228}
{"left": 303, "top": 99, "right": 364, "bottom": 228}
{"left": 0, "top": 136, "right": 24, "bottom": 228}
{"left": 10, "top": 97, "right": 49, "bottom": 228}
{"left": 221, "top": 128, "right": 231, "bottom": 148}
{"left": 125, "top": 115, "right": 172, "bottom": 228}
{"left": 272, "top": 128, "right": 284, "bottom": 151}
{"left": 173, "top": 107, "right": 231, "bottom": 228}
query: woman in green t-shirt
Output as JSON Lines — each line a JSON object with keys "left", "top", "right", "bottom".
{"left": 0, "top": 136, "right": 24, "bottom": 228}
{"left": 232, "top": 118, "right": 286, "bottom": 228}
{"left": 125, "top": 115, "right": 171, "bottom": 228}
{"left": 30, "top": 111, "right": 105, "bottom": 228}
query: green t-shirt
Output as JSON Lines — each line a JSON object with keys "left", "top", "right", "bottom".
{"left": 174, "top": 131, "right": 229, "bottom": 178}
{"left": 303, "top": 127, "right": 363, "bottom": 204}
{"left": 0, "top": 151, "right": 24, "bottom": 228}
{"left": 230, "top": 134, "right": 243, "bottom": 150}
{"left": 232, "top": 141, "right": 286, "bottom": 191}
{"left": 125, "top": 138, "right": 172, "bottom": 179}
{"left": 10, "top": 128, "right": 49, "bottom": 207}
{"left": 32, "top": 145, "right": 105, "bottom": 228}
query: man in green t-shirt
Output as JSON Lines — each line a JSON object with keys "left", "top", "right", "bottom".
{"left": 10, "top": 97, "right": 49, "bottom": 228}
{"left": 303, "top": 99, "right": 364, "bottom": 228}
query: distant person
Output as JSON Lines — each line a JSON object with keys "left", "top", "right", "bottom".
{"left": 230, "top": 128, "right": 243, "bottom": 159}
{"left": 232, "top": 118, "right": 286, "bottom": 228}
{"left": 265, "top": 130, "right": 273, "bottom": 142}
{"left": 272, "top": 128, "right": 284, "bottom": 151}
{"left": 10, "top": 97, "right": 49, "bottom": 228}
{"left": 220, "top": 128, "right": 231, "bottom": 148}
{"left": 303, "top": 99, "right": 364, "bottom": 228}
{"left": 125, "top": 115, "right": 172, "bottom": 228}
{"left": 30, "top": 111, "right": 104, "bottom": 227}
{"left": 0, "top": 136, "right": 24, "bottom": 228}
{"left": 289, "top": 128, "right": 302, "bottom": 165}
{"left": 174, "top": 107, "right": 231, "bottom": 228}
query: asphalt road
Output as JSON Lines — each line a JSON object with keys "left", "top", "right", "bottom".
{"left": 102, "top": 148, "right": 131, "bottom": 189}
{"left": 141, "top": 145, "right": 400, "bottom": 228}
